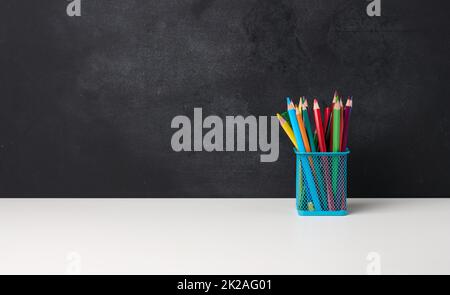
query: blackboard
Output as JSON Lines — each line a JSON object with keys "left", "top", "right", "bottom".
{"left": 0, "top": 0, "right": 449, "bottom": 197}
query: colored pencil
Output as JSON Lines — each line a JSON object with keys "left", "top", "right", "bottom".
{"left": 331, "top": 100, "right": 341, "bottom": 207}
{"left": 287, "top": 97, "right": 322, "bottom": 210}
{"left": 332, "top": 99, "right": 341, "bottom": 152}
{"left": 296, "top": 101, "right": 317, "bottom": 178}
{"left": 312, "top": 100, "right": 327, "bottom": 153}
{"left": 303, "top": 97, "right": 319, "bottom": 147}
{"left": 341, "top": 97, "right": 352, "bottom": 151}
{"left": 313, "top": 130, "right": 318, "bottom": 147}
{"left": 287, "top": 98, "right": 301, "bottom": 149}
{"left": 296, "top": 104, "right": 311, "bottom": 152}
{"left": 280, "top": 111, "right": 291, "bottom": 126}
{"left": 296, "top": 102, "right": 320, "bottom": 196}
{"left": 277, "top": 113, "right": 298, "bottom": 150}
{"left": 296, "top": 103, "right": 316, "bottom": 174}
{"left": 303, "top": 98, "right": 326, "bottom": 208}
{"left": 323, "top": 106, "right": 331, "bottom": 151}
{"left": 337, "top": 97, "right": 352, "bottom": 210}
{"left": 328, "top": 93, "right": 338, "bottom": 151}
{"left": 339, "top": 99, "right": 344, "bottom": 151}
{"left": 313, "top": 99, "right": 334, "bottom": 210}
{"left": 302, "top": 99, "right": 316, "bottom": 152}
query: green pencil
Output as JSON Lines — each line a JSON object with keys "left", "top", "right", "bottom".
{"left": 280, "top": 111, "right": 291, "bottom": 127}
{"left": 331, "top": 101, "right": 341, "bottom": 202}
{"left": 301, "top": 99, "right": 316, "bottom": 152}
{"left": 332, "top": 100, "right": 341, "bottom": 152}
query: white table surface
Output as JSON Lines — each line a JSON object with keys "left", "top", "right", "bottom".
{"left": 0, "top": 198, "right": 448, "bottom": 275}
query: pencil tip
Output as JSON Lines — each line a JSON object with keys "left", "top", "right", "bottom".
{"left": 313, "top": 99, "right": 319, "bottom": 108}
{"left": 286, "top": 97, "right": 291, "bottom": 104}
{"left": 276, "top": 113, "right": 285, "bottom": 124}
{"left": 346, "top": 98, "right": 353, "bottom": 107}
{"left": 333, "top": 91, "right": 339, "bottom": 103}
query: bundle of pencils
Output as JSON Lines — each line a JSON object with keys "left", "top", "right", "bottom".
{"left": 277, "top": 92, "right": 352, "bottom": 212}
{"left": 277, "top": 92, "right": 352, "bottom": 153}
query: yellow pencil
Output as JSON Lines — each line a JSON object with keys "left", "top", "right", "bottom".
{"left": 276, "top": 113, "right": 298, "bottom": 150}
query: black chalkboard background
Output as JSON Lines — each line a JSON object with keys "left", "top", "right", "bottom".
{"left": 0, "top": 0, "right": 449, "bottom": 197}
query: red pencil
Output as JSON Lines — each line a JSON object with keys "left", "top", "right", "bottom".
{"left": 323, "top": 106, "right": 331, "bottom": 151}
{"left": 339, "top": 98, "right": 344, "bottom": 151}
{"left": 328, "top": 93, "right": 338, "bottom": 151}
{"left": 313, "top": 99, "right": 327, "bottom": 152}
{"left": 315, "top": 99, "right": 335, "bottom": 210}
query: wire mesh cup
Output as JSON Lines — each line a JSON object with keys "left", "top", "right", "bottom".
{"left": 295, "top": 149, "right": 350, "bottom": 216}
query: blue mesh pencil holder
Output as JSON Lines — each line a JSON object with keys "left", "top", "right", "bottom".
{"left": 295, "top": 149, "right": 350, "bottom": 216}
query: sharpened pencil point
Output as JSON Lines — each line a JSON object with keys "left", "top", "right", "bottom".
{"left": 276, "top": 113, "right": 286, "bottom": 124}
{"left": 313, "top": 99, "right": 319, "bottom": 109}
{"left": 346, "top": 98, "right": 353, "bottom": 107}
